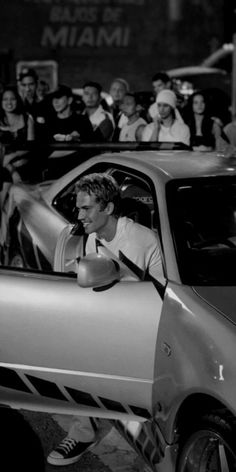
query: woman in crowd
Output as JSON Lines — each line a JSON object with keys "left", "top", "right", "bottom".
{"left": 0, "top": 85, "right": 35, "bottom": 143}
{"left": 184, "top": 90, "right": 222, "bottom": 150}
{"left": 141, "top": 89, "right": 190, "bottom": 145}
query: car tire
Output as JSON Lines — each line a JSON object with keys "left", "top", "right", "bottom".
{"left": 177, "top": 413, "right": 236, "bottom": 471}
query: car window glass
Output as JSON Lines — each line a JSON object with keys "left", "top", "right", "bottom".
{"left": 168, "top": 177, "right": 236, "bottom": 285}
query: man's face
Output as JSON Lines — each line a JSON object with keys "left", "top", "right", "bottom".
{"left": 76, "top": 191, "right": 109, "bottom": 235}
{"left": 109, "top": 81, "right": 126, "bottom": 105}
{"left": 20, "top": 76, "right": 37, "bottom": 101}
{"left": 52, "top": 95, "right": 71, "bottom": 114}
{"left": 152, "top": 79, "right": 168, "bottom": 96}
{"left": 157, "top": 102, "right": 173, "bottom": 120}
{"left": 82, "top": 87, "right": 100, "bottom": 109}
{"left": 121, "top": 95, "right": 136, "bottom": 118}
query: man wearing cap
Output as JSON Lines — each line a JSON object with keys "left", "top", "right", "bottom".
{"left": 47, "top": 84, "right": 93, "bottom": 142}
{"left": 18, "top": 68, "right": 51, "bottom": 140}
{"left": 141, "top": 89, "right": 190, "bottom": 145}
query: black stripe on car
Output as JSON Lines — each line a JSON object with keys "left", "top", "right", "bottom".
{"left": 0, "top": 367, "right": 31, "bottom": 393}
{"left": 26, "top": 375, "right": 68, "bottom": 401}
{"left": 99, "top": 396, "right": 127, "bottom": 413}
{"left": 65, "top": 387, "right": 99, "bottom": 408}
{"left": 0, "top": 367, "right": 151, "bottom": 419}
{"left": 128, "top": 405, "right": 151, "bottom": 419}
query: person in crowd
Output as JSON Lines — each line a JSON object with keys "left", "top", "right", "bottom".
{"left": 222, "top": 118, "right": 236, "bottom": 147}
{"left": 183, "top": 90, "right": 222, "bottom": 150}
{"left": 0, "top": 85, "right": 35, "bottom": 143}
{"left": 47, "top": 84, "right": 94, "bottom": 142}
{"left": 47, "top": 172, "right": 165, "bottom": 467}
{"left": 18, "top": 68, "right": 45, "bottom": 119}
{"left": 18, "top": 68, "right": 52, "bottom": 140}
{"left": 109, "top": 77, "right": 130, "bottom": 127}
{"left": 36, "top": 79, "right": 50, "bottom": 102}
{"left": 118, "top": 92, "right": 147, "bottom": 141}
{"left": 141, "top": 89, "right": 190, "bottom": 145}
{"left": 148, "top": 71, "right": 172, "bottom": 121}
{"left": 82, "top": 81, "right": 114, "bottom": 141}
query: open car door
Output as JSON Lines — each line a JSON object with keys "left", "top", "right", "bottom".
{"left": 0, "top": 229, "right": 165, "bottom": 422}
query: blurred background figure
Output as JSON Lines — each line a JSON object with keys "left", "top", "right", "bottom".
{"left": 118, "top": 92, "right": 147, "bottom": 141}
{"left": 37, "top": 79, "right": 50, "bottom": 102}
{"left": 148, "top": 71, "right": 172, "bottom": 121}
{"left": 18, "top": 68, "right": 51, "bottom": 140}
{"left": 18, "top": 68, "right": 39, "bottom": 117}
{"left": 142, "top": 89, "right": 190, "bottom": 145}
{"left": 47, "top": 84, "right": 93, "bottom": 142}
{"left": 184, "top": 90, "right": 222, "bottom": 150}
{"left": 82, "top": 81, "right": 114, "bottom": 141}
{"left": 109, "top": 77, "right": 130, "bottom": 126}
{"left": 223, "top": 118, "right": 236, "bottom": 147}
{"left": 0, "top": 85, "right": 35, "bottom": 143}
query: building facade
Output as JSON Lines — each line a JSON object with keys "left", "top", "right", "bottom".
{"left": 0, "top": 0, "right": 225, "bottom": 91}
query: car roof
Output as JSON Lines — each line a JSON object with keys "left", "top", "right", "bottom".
{"left": 44, "top": 150, "right": 236, "bottom": 203}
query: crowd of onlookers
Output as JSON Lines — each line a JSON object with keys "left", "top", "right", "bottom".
{"left": 0, "top": 67, "right": 236, "bottom": 154}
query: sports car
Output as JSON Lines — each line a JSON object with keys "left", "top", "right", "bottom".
{"left": 1, "top": 147, "right": 236, "bottom": 471}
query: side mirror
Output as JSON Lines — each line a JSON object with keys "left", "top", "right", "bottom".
{"left": 77, "top": 253, "right": 120, "bottom": 291}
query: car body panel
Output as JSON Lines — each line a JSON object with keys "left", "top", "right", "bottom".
{"left": 2, "top": 148, "right": 236, "bottom": 471}
{"left": 154, "top": 282, "right": 236, "bottom": 443}
{"left": 0, "top": 268, "right": 164, "bottom": 420}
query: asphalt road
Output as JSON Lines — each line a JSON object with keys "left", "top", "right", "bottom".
{"left": 17, "top": 410, "right": 149, "bottom": 472}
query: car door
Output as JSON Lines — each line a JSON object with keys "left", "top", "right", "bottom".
{"left": 0, "top": 266, "right": 164, "bottom": 422}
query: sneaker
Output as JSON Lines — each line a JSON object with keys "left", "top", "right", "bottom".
{"left": 47, "top": 437, "right": 95, "bottom": 466}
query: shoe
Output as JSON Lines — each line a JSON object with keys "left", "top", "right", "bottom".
{"left": 47, "top": 437, "right": 95, "bottom": 466}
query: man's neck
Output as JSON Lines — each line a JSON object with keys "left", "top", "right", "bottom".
{"left": 127, "top": 113, "right": 139, "bottom": 125}
{"left": 97, "top": 217, "right": 118, "bottom": 242}
{"left": 86, "top": 105, "right": 99, "bottom": 117}
{"left": 57, "top": 108, "right": 72, "bottom": 119}
{"left": 162, "top": 115, "right": 174, "bottom": 127}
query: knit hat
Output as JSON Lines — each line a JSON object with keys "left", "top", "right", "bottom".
{"left": 156, "top": 90, "right": 177, "bottom": 109}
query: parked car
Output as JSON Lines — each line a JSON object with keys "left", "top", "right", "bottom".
{"left": 1, "top": 146, "right": 236, "bottom": 471}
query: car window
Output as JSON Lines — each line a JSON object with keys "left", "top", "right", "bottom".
{"left": 1, "top": 160, "right": 162, "bottom": 276}
{"left": 167, "top": 177, "right": 236, "bottom": 285}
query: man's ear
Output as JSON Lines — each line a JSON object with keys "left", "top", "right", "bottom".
{"left": 68, "top": 96, "right": 73, "bottom": 105}
{"left": 105, "top": 202, "right": 115, "bottom": 215}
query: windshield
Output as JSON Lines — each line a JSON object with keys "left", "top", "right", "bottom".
{"left": 167, "top": 176, "right": 236, "bottom": 285}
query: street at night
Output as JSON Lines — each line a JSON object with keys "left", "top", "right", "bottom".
{"left": 21, "top": 410, "right": 148, "bottom": 472}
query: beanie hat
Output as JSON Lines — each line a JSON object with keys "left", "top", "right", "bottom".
{"left": 156, "top": 90, "right": 177, "bottom": 109}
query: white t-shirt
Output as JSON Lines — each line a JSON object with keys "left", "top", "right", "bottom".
{"left": 119, "top": 117, "right": 147, "bottom": 142}
{"left": 85, "top": 216, "right": 165, "bottom": 284}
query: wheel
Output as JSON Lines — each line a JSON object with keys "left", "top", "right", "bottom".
{"left": 177, "top": 414, "right": 236, "bottom": 472}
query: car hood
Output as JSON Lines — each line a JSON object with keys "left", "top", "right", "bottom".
{"left": 193, "top": 286, "right": 236, "bottom": 325}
